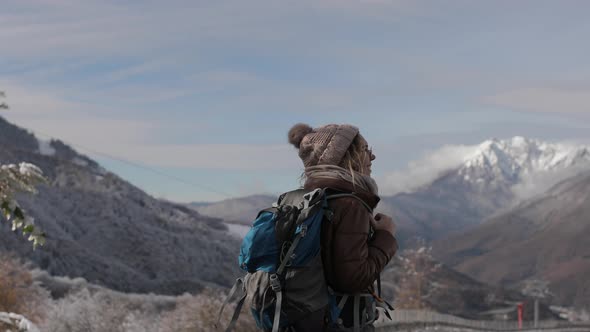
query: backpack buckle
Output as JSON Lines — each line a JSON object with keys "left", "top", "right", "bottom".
{"left": 303, "top": 188, "right": 323, "bottom": 209}
{"left": 269, "top": 274, "right": 282, "bottom": 292}
{"left": 300, "top": 224, "right": 308, "bottom": 237}
{"left": 324, "top": 208, "right": 334, "bottom": 221}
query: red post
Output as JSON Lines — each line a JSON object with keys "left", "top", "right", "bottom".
{"left": 517, "top": 302, "right": 524, "bottom": 329}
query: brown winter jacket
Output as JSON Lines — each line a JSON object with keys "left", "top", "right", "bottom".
{"left": 304, "top": 176, "right": 398, "bottom": 294}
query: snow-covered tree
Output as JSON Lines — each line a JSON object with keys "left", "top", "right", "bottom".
{"left": 0, "top": 312, "right": 40, "bottom": 332}
{"left": 0, "top": 91, "right": 46, "bottom": 248}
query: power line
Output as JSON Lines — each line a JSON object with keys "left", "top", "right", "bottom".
{"left": 32, "top": 130, "right": 234, "bottom": 199}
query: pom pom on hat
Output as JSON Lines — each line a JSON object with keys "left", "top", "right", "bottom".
{"left": 288, "top": 123, "right": 313, "bottom": 148}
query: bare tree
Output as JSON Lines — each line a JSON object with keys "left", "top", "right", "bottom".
{"left": 395, "top": 245, "right": 440, "bottom": 310}
{"left": 0, "top": 254, "right": 48, "bottom": 332}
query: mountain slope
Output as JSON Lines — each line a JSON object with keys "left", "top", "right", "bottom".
{"left": 0, "top": 116, "right": 241, "bottom": 294}
{"left": 433, "top": 169, "right": 590, "bottom": 308}
{"left": 381, "top": 248, "right": 558, "bottom": 320}
{"left": 181, "top": 136, "right": 590, "bottom": 251}
{"left": 379, "top": 137, "right": 590, "bottom": 245}
{"left": 189, "top": 194, "right": 276, "bottom": 225}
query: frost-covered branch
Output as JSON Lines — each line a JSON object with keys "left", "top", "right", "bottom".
{"left": 0, "top": 162, "right": 47, "bottom": 248}
{"left": 0, "top": 91, "right": 45, "bottom": 247}
{"left": 0, "top": 312, "right": 40, "bottom": 332}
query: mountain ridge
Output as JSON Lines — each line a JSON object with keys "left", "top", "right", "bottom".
{"left": 1, "top": 116, "right": 579, "bottom": 317}
{"left": 188, "top": 194, "right": 276, "bottom": 225}
{"left": 380, "top": 136, "right": 590, "bottom": 245}
{"left": 187, "top": 136, "right": 590, "bottom": 249}
{"left": 0, "top": 115, "right": 242, "bottom": 295}
{"left": 433, "top": 169, "right": 590, "bottom": 308}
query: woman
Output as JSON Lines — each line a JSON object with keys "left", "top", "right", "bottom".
{"left": 288, "top": 123, "right": 398, "bottom": 332}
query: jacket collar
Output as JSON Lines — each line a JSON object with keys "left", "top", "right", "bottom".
{"left": 303, "top": 176, "right": 380, "bottom": 209}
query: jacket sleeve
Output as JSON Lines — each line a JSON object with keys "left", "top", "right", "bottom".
{"left": 330, "top": 199, "right": 398, "bottom": 294}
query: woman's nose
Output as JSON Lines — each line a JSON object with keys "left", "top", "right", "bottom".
{"left": 370, "top": 153, "right": 376, "bottom": 161}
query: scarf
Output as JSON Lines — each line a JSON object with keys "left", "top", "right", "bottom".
{"left": 304, "top": 165, "right": 379, "bottom": 195}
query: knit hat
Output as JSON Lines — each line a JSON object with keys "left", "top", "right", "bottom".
{"left": 288, "top": 123, "right": 359, "bottom": 167}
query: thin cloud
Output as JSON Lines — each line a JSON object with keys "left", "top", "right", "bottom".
{"left": 484, "top": 87, "right": 590, "bottom": 114}
{"left": 378, "top": 144, "right": 479, "bottom": 195}
{"left": 96, "top": 143, "right": 299, "bottom": 170}
{"left": 1, "top": 81, "right": 299, "bottom": 171}
{"left": 512, "top": 163, "right": 590, "bottom": 201}
{"left": 0, "top": 0, "right": 429, "bottom": 59}
{"left": 315, "top": 0, "right": 430, "bottom": 19}
{"left": 96, "top": 59, "right": 179, "bottom": 85}
{"left": 4, "top": 0, "right": 590, "bottom": 201}
{"left": 1, "top": 80, "right": 156, "bottom": 154}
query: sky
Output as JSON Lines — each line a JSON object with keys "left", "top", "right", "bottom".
{"left": 1, "top": 0, "right": 590, "bottom": 202}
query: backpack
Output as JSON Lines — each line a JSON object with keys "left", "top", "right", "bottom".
{"left": 216, "top": 187, "right": 393, "bottom": 332}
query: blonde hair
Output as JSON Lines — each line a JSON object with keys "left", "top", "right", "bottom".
{"left": 338, "top": 134, "right": 371, "bottom": 188}
{"left": 298, "top": 134, "right": 371, "bottom": 188}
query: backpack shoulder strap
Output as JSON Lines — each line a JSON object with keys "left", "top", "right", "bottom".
{"left": 276, "top": 188, "right": 309, "bottom": 207}
{"left": 325, "top": 191, "right": 373, "bottom": 214}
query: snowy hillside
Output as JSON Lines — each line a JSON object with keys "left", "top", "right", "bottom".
{"left": 0, "top": 116, "right": 242, "bottom": 294}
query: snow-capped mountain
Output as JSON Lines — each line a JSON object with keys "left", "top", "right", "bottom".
{"left": 458, "top": 136, "right": 590, "bottom": 191}
{"left": 378, "top": 136, "right": 590, "bottom": 246}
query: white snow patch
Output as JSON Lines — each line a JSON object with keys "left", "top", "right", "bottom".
{"left": 0, "top": 312, "right": 40, "bottom": 332}
{"left": 18, "top": 162, "right": 43, "bottom": 177}
{"left": 37, "top": 138, "right": 55, "bottom": 156}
